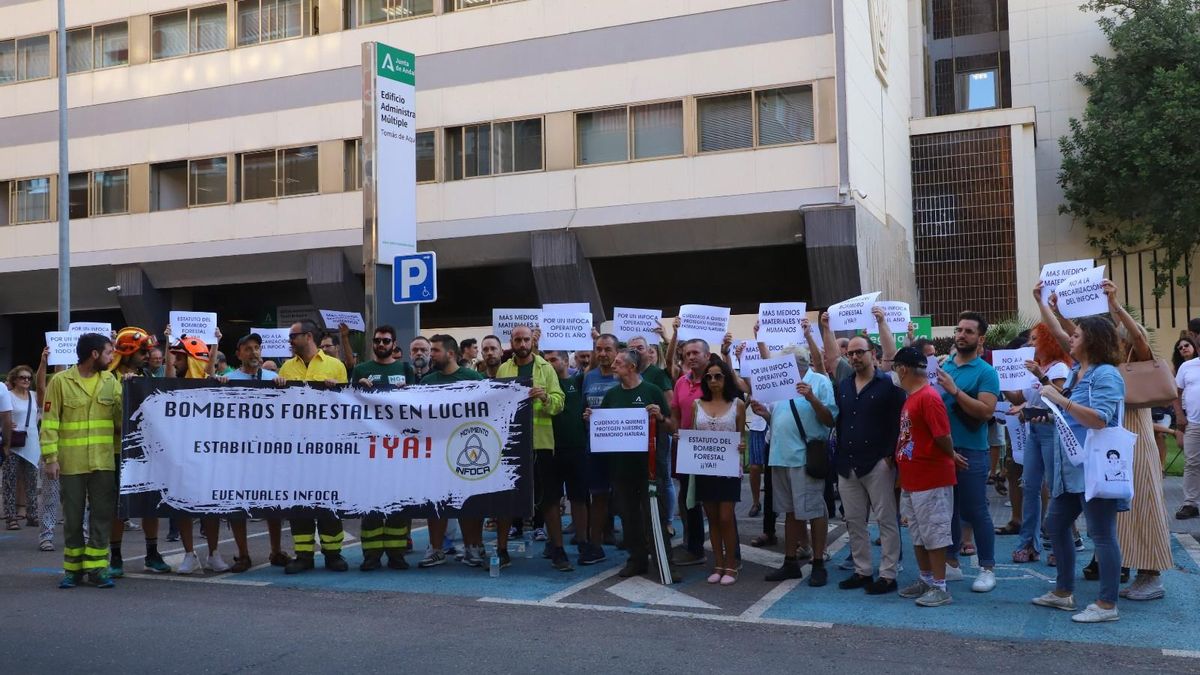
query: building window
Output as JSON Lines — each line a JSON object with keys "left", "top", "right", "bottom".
{"left": 68, "top": 173, "right": 89, "bottom": 218}
{"left": 416, "top": 130, "right": 436, "bottom": 183}
{"left": 238, "top": 0, "right": 310, "bottom": 46}
{"left": 631, "top": 101, "right": 683, "bottom": 159}
{"left": 151, "top": 161, "right": 188, "bottom": 211}
{"left": 0, "top": 35, "right": 51, "bottom": 84}
{"left": 240, "top": 145, "right": 319, "bottom": 200}
{"left": 757, "top": 85, "right": 814, "bottom": 145}
{"left": 957, "top": 69, "right": 998, "bottom": 111}
{"left": 350, "top": 0, "right": 433, "bottom": 27}
{"left": 91, "top": 169, "right": 129, "bottom": 215}
{"left": 155, "top": 5, "right": 227, "bottom": 59}
{"left": 445, "top": 0, "right": 514, "bottom": 10}
{"left": 94, "top": 22, "right": 130, "bottom": 68}
{"left": 445, "top": 118, "right": 542, "bottom": 180}
{"left": 697, "top": 93, "right": 753, "bottom": 153}
{"left": 66, "top": 28, "right": 93, "bottom": 73}
{"left": 925, "top": 1, "right": 1010, "bottom": 116}
{"left": 190, "top": 157, "right": 229, "bottom": 206}
{"left": 344, "top": 139, "right": 363, "bottom": 191}
{"left": 576, "top": 108, "right": 628, "bottom": 166}
{"left": 10, "top": 177, "right": 51, "bottom": 224}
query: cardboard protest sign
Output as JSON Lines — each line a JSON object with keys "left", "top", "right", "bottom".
{"left": 1055, "top": 265, "right": 1107, "bottom": 319}
{"left": 677, "top": 304, "right": 730, "bottom": 349}
{"left": 539, "top": 312, "right": 594, "bottom": 351}
{"left": 169, "top": 312, "right": 218, "bottom": 345}
{"left": 1040, "top": 259, "right": 1093, "bottom": 304}
{"left": 875, "top": 301, "right": 911, "bottom": 333}
{"left": 676, "top": 430, "right": 742, "bottom": 477}
{"left": 319, "top": 310, "right": 366, "bottom": 332}
{"left": 251, "top": 328, "right": 292, "bottom": 358}
{"left": 757, "top": 302, "right": 806, "bottom": 344}
{"left": 589, "top": 408, "right": 650, "bottom": 453}
{"left": 828, "top": 292, "right": 881, "bottom": 331}
{"left": 46, "top": 331, "right": 76, "bottom": 366}
{"left": 993, "top": 347, "right": 1037, "bottom": 391}
{"left": 492, "top": 309, "right": 542, "bottom": 344}
{"left": 613, "top": 307, "right": 663, "bottom": 345}
{"left": 746, "top": 356, "right": 802, "bottom": 404}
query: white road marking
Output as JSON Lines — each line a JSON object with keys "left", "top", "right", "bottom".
{"left": 1162, "top": 649, "right": 1200, "bottom": 659}
{"left": 477, "top": 597, "right": 832, "bottom": 629}
{"left": 606, "top": 576, "right": 720, "bottom": 609}
{"left": 540, "top": 565, "right": 622, "bottom": 604}
{"left": 1174, "top": 533, "right": 1200, "bottom": 568}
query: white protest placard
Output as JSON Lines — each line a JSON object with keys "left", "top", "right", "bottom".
{"left": 1004, "top": 409, "right": 1028, "bottom": 465}
{"left": 68, "top": 322, "right": 112, "bottom": 339}
{"left": 926, "top": 355, "right": 944, "bottom": 393}
{"left": 46, "top": 331, "right": 76, "bottom": 366}
{"left": 543, "top": 303, "right": 590, "bottom": 314}
{"left": 875, "top": 301, "right": 911, "bottom": 333}
{"left": 828, "top": 292, "right": 881, "bottom": 331}
{"left": 736, "top": 340, "right": 788, "bottom": 376}
{"left": 1040, "top": 259, "right": 1094, "bottom": 304}
{"left": 676, "top": 430, "right": 742, "bottom": 478}
{"left": 806, "top": 319, "right": 825, "bottom": 354}
{"left": 589, "top": 407, "right": 650, "bottom": 453}
{"left": 1055, "top": 265, "right": 1107, "bottom": 319}
{"left": 169, "top": 311, "right": 218, "bottom": 345}
{"left": 1044, "top": 398, "right": 1085, "bottom": 465}
{"left": 746, "top": 356, "right": 802, "bottom": 404}
{"left": 539, "top": 312, "right": 594, "bottom": 351}
{"left": 252, "top": 328, "right": 293, "bottom": 358}
{"left": 613, "top": 307, "right": 663, "bottom": 345}
{"left": 677, "top": 304, "right": 730, "bottom": 349}
{"left": 319, "top": 310, "right": 366, "bottom": 332}
{"left": 757, "top": 302, "right": 807, "bottom": 344}
{"left": 492, "top": 309, "right": 542, "bottom": 345}
{"left": 993, "top": 347, "right": 1037, "bottom": 391}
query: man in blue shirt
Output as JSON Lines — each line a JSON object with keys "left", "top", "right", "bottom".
{"left": 935, "top": 311, "right": 1001, "bottom": 593}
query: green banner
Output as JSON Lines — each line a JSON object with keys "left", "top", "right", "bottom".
{"left": 376, "top": 44, "right": 415, "bottom": 85}
{"left": 870, "top": 315, "right": 932, "bottom": 349}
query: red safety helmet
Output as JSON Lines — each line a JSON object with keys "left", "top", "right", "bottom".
{"left": 171, "top": 335, "right": 210, "bottom": 362}
{"left": 113, "top": 326, "right": 157, "bottom": 356}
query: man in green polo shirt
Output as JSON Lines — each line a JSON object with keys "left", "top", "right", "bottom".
{"left": 352, "top": 325, "right": 416, "bottom": 388}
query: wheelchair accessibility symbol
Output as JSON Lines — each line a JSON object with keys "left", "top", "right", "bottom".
{"left": 447, "top": 422, "right": 502, "bottom": 480}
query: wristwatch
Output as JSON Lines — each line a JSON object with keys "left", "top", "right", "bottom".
{"left": 1038, "top": 375, "right": 1050, "bottom": 385}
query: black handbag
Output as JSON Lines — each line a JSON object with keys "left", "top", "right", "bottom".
{"left": 10, "top": 394, "right": 31, "bottom": 448}
{"left": 790, "top": 399, "right": 829, "bottom": 480}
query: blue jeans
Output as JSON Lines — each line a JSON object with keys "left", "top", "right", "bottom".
{"left": 1045, "top": 492, "right": 1121, "bottom": 604}
{"left": 948, "top": 447, "right": 996, "bottom": 568}
{"left": 1017, "top": 423, "right": 1056, "bottom": 553}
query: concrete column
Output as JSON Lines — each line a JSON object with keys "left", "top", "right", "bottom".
{"left": 530, "top": 231, "right": 606, "bottom": 322}
{"left": 803, "top": 206, "right": 861, "bottom": 307}
{"left": 307, "top": 250, "right": 364, "bottom": 315}
{"left": 1010, "top": 121, "right": 1041, "bottom": 321}
{"left": 113, "top": 265, "right": 170, "bottom": 333}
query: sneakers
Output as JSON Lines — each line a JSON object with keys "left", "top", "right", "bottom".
{"left": 39, "top": 540, "right": 55, "bottom": 552}
{"left": 324, "top": 553, "right": 349, "bottom": 572}
{"left": 58, "top": 573, "right": 80, "bottom": 589}
{"left": 1121, "top": 574, "right": 1166, "bottom": 601}
{"left": 673, "top": 550, "right": 706, "bottom": 567}
{"left": 108, "top": 559, "right": 124, "bottom": 579}
{"left": 865, "top": 577, "right": 898, "bottom": 595}
{"left": 206, "top": 550, "right": 232, "bottom": 573}
{"left": 533, "top": 528, "right": 548, "bottom": 542}
{"left": 971, "top": 568, "right": 996, "bottom": 593}
{"left": 915, "top": 586, "right": 952, "bottom": 607}
{"left": 808, "top": 562, "right": 828, "bottom": 587}
{"left": 88, "top": 570, "right": 115, "bottom": 589}
{"left": 230, "top": 556, "right": 253, "bottom": 573}
{"left": 943, "top": 564, "right": 964, "bottom": 582}
{"left": 462, "top": 545, "right": 484, "bottom": 568}
{"left": 284, "top": 556, "right": 315, "bottom": 575}
{"left": 578, "top": 543, "right": 607, "bottom": 566}
{"left": 550, "top": 547, "right": 575, "bottom": 572}
{"left": 1072, "top": 603, "right": 1120, "bottom": 623}
{"left": 360, "top": 553, "right": 383, "bottom": 572}
{"left": 838, "top": 573, "right": 873, "bottom": 590}
{"left": 764, "top": 559, "right": 803, "bottom": 582}
{"left": 898, "top": 579, "right": 931, "bottom": 599}
{"left": 144, "top": 554, "right": 172, "bottom": 573}
{"left": 418, "top": 548, "right": 447, "bottom": 568}
{"left": 177, "top": 552, "right": 202, "bottom": 575}
{"left": 1032, "top": 591, "right": 1076, "bottom": 611}
{"left": 1175, "top": 504, "right": 1199, "bottom": 520}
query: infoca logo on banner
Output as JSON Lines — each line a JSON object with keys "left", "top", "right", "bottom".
{"left": 447, "top": 422, "right": 502, "bottom": 480}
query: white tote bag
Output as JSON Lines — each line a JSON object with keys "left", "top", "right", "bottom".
{"left": 1083, "top": 425, "right": 1136, "bottom": 502}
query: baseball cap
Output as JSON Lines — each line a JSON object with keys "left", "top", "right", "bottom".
{"left": 237, "top": 333, "right": 263, "bottom": 348}
{"left": 893, "top": 346, "right": 927, "bottom": 369}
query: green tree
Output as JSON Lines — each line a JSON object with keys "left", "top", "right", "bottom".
{"left": 1058, "top": 0, "right": 1200, "bottom": 295}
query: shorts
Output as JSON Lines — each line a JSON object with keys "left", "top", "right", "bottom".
{"left": 587, "top": 452, "right": 611, "bottom": 494}
{"left": 988, "top": 420, "right": 1005, "bottom": 448}
{"left": 533, "top": 449, "right": 564, "bottom": 510}
{"left": 747, "top": 431, "right": 767, "bottom": 467}
{"left": 555, "top": 448, "right": 589, "bottom": 502}
{"left": 900, "top": 486, "right": 953, "bottom": 550}
{"left": 771, "top": 466, "right": 827, "bottom": 520}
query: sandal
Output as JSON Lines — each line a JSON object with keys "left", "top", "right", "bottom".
{"left": 707, "top": 568, "right": 724, "bottom": 584}
{"left": 960, "top": 543, "right": 977, "bottom": 556}
{"left": 750, "top": 533, "right": 777, "bottom": 547}
{"left": 39, "top": 540, "right": 55, "bottom": 552}
{"left": 720, "top": 568, "right": 738, "bottom": 586}
{"left": 995, "top": 522, "right": 1020, "bottom": 536}
{"left": 1012, "top": 546, "right": 1039, "bottom": 563}
{"left": 6, "top": 519, "right": 19, "bottom": 531}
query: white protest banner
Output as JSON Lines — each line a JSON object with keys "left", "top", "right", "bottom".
{"left": 875, "top": 301, "right": 911, "bottom": 333}
{"left": 676, "top": 430, "right": 742, "bottom": 478}
{"left": 492, "top": 309, "right": 542, "bottom": 344}
{"left": 1040, "top": 259, "right": 1094, "bottom": 304}
{"left": 612, "top": 307, "right": 663, "bottom": 345}
{"left": 736, "top": 340, "right": 788, "bottom": 376}
{"left": 757, "top": 302, "right": 807, "bottom": 344}
{"left": 677, "top": 304, "right": 730, "bottom": 348}
{"left": 46, "top": 331, "right": 76, "bottom": 366}
{"left": 1044, "top": 398, "right": 1085, "bottom": 465}
{"left": 539, "top": 312, "right": 594, "bottom": 351}
{"left": 119, "top": 379, "right": 532, "bottom": 516}
{"left": 169, "top": 311, "right": 218, "bottom": 345}
{"left": 319, "top": 310, "right": 366, "bottom": 332}
{"left": 993, "top": 347, "right": 1037, "bottom": 391}
{"left": 543, "top": 303, "right": 590, "bottom": 314}
{"left": 68, "top": 322, "right": 112, "bottom": 339}
{"left": 926, "top": 355, "right": 944, "bottom": 393}
{"left": 746, "top": 356, "right": 802, "bottom": 404}
{"left": 252, "top": 328, "right": 293, "bottom": 358}
{"left": 828, "top": 292, "right": 881, "bottom": 331}
{"left": 1055, "top": 265, "right": 1107, "bottom": 319}
{"left": 588, "top": 408, "right": 649, "bottom": 453}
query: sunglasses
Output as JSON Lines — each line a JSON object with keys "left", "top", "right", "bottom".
{"left": 703, "top": 373, "right": 724, "bottom": 381}
{"left": 373, "top": 338, "right": 394, "bottom": 345}
{"left": 288, "top": 332, "right": 306, "bottom": 340}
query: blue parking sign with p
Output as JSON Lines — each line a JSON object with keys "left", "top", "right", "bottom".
{"left": 393, "top": 252, "right": 437, "bottom": 304}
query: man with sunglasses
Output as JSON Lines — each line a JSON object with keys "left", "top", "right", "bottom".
{"left": 352, "top": 326, "right": 415, "bottom": 389}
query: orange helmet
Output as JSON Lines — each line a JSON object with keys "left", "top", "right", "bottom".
{"left": 113, "top": 326, "right": 157, "bottom": 356}
{"left": 171, "top": 335, "right": 210, "bottom": 362}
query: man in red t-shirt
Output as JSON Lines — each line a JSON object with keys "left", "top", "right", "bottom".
{"left": 892, "top": 347, "right": 960, "bottom": 607}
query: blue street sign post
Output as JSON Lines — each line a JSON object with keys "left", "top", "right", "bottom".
{"left": 393, "top": 252, "right": 437, "bottom": 305}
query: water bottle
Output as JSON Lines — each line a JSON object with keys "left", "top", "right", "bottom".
{"left": 489, "top": 553, "right": 500, "bottom": 578}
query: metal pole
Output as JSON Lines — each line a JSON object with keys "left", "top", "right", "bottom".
{"left": 362, "top": 42, "right": 377, "bottom": 335}
{"left": 56, "top": 0, "right": 70, "bottom": 331}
